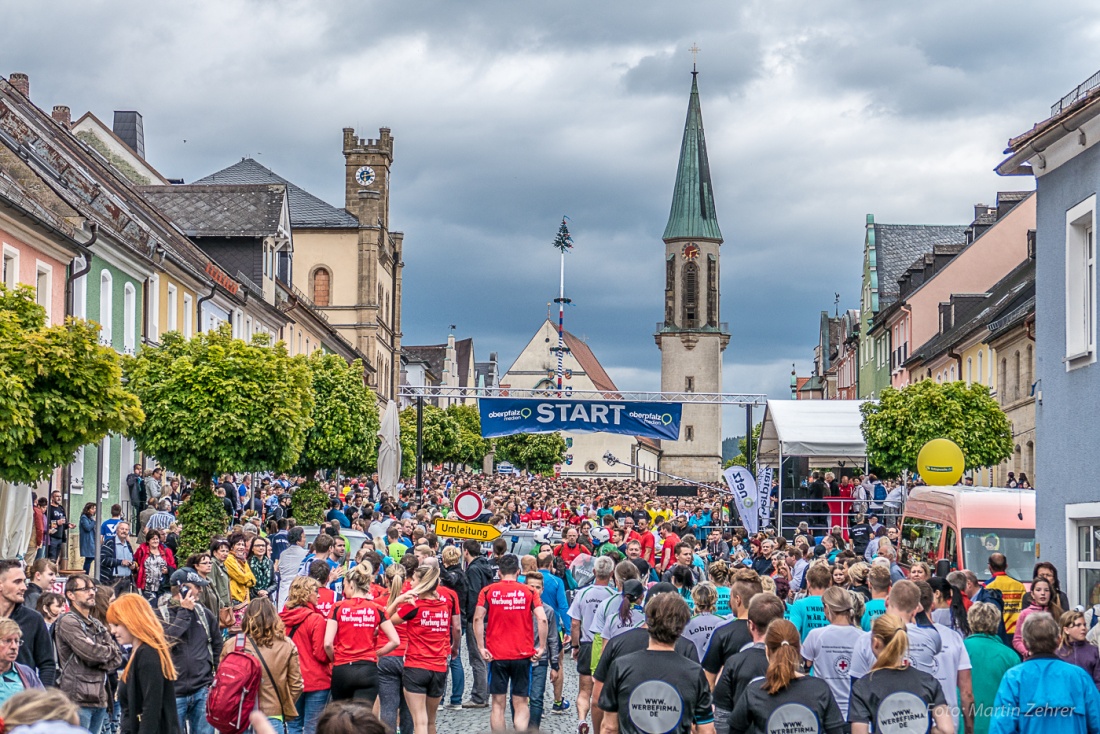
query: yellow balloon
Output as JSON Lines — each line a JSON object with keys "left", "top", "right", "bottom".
{"left": 917, "top": 438, "right": 965, "bottom": 486}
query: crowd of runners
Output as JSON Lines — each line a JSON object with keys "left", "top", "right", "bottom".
{"left": 0, "top": 469, "right": 1097, "bottom": 734}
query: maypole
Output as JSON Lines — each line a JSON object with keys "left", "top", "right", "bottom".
{"left": 551, "top": 217, "right": 574, "bottom": 396}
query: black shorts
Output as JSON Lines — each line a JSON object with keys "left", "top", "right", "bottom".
{"left": 488, "top": 659, "right": 531, "bottom": 697}
{"left": 577, "top": 642, "right": 593, "bottom": 676}
{"left": 403, "top": 666, "right": 447, "bottom": 698}
{"left": 331, "top": 661, "right": 379, "bottom": 703}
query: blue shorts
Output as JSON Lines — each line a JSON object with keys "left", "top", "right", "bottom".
{"left": 488, "top": 659, "right": 531, "bottom": 698}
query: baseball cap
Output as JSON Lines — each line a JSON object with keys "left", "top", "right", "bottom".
{"left": 170, "top": 568, "right": 210, "bottom": 588}
{"left": 622, "top": 579, "right": 646, "bottom": 601}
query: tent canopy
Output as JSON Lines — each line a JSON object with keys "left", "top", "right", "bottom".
{"left": 756, "top": 400, "right": 867, "bottom": 464}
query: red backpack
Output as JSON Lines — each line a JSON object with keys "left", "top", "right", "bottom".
{"left": 206, "top": 634, "right": 262, "bottom": 734}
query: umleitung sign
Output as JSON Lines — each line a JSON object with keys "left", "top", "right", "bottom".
{"left": 434, "top": 518, "right": 502, "bottom": 542}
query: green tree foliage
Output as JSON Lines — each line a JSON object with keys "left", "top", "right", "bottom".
{"left": 446, "top": 403, "right": 491, "bottom": 468}
{"left": 124, "top": 325, "right": 313, "bottom": 557}
{"left": 723, "top": 422, "right": 763, "bottom": 472}
{"left": 295, "top": 353, "right": 379, "bottom": 477}
{"left": 0, "top": 285, "right": 143, "bottom": 484}
{"left": 399, "top": 404, "right": 459, "bottom": 475}
{"left": 494, "top": 432, "right": 567, "bottom": 475}
{"left": 177, "top": 486, "right": 228, "bottom": 559}
{"left": 860, "top": 380, "right": 1013, "bottom": 477}
{"left": 291, "top": 482, "right": 329, "bottom": 526}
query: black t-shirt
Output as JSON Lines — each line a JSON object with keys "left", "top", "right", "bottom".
{"left": 631, "top": 509, "right": 649, "bottom": 526}
{"left": 48, "top": 505, "right": 68, "bottom": 540}
{"left": 593, "top": 628, "right": 698, "bottom": 683}
{"left": 702, "top": 619, "right": 752, "bottom": 674}
{"left": 629, "top": 558, "right": 653, "bottom": 581}
{"left": 730, "top": 675, "right": 846, "bottom": 734}
{"left": 848, "top": 666, "right": 946, "bottom": 732}
{"left": 850, "top": 523, "right": 871, "bottom": 554}
{"left": 713, "top": 643, "right": 768, "bottom": 711}
{"left": 598, "top": 649, "right": 714, "bottom": 734}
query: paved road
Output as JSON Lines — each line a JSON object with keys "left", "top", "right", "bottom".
{"left": 434, "top": 643, "right": 583, "bottom": 734}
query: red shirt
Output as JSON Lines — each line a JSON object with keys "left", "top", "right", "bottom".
{"left": 660, "top": 533, "right": 680, "bottom": 569}
{"left": 329, "top": 597, "right": 385, "bottom": 665}
{"left": 477, "top": 580, "right": 541, "bottom": 660}
{"left": 438, "top": 585, "right": 460, "bottom": 620}
{"left": 639, "top": 532, "right": 657, "bottom": 565}
{"left": 555, "top": 542, "right": 587, "bottom": 565}
{"left": 316, "top": 587, "right": 335, "bottom": 620}
{"left": 398, "top": 596, "right": 452, "bottom": 672}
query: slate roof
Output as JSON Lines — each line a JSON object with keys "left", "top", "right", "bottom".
{"left": 663, "top": 73, "right": 722, "bottom": 242}
{"left": 138, "top": 184, "right": 285, "bottom": 238}
{"left": 193, "top": 158, "right": 359, "bottom": 229}
{"left": 874, "top": 224, "right": 968, "bottom": 307}
{"left": 907, "top": 259, "right": 1036, "bottom": 365}
{"left": 403, "top": 338, "right": 475, "bottom": 388}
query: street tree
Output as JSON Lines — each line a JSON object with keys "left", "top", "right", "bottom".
{"left": 292, "top": 353, "right": 379, "bottom": 524}
{"left": 493, "top": 432, "right": 567, "bottom": 475}
{"left": 0, "top": 285, "right": 143, "bottom": 484}
{"left": 723, "top": 422, "right": 763, "bottom": 473}
{"left": 860, "top": 379, "right": 1013, "bottom": 477}
{"left": 124, "top": 325, "right": 313, "bottom": 556}
{"left": 399, "top": 404, "right": 459, "bottom": 476}
{"left": 445, "top": 403, "right": 491, "bottom": 469}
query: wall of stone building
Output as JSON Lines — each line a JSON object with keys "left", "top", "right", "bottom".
{"left": 658, "top": 332, "right": 724, "bottom": 480}
{"left": 291, "top": 230, "right": 358, "bottom": 307}
{"left": 990, "top": 329, "right": 1037, "bottom": 486}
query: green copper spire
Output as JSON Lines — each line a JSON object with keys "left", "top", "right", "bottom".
{"left": 663, "top": 72, "right": 723, "bottom": 242}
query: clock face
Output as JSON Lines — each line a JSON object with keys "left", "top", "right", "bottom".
{"left": 682, "top": 243, "right": 700, "bottom": 260}
{"left": 355, "top": 166, "right": 376, "bottom": 187}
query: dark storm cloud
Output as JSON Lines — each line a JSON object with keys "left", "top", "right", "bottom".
{"left": 3, "top": 0, "right": 1098, "bottom": 407}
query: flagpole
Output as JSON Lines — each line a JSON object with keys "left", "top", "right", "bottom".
{"left": 557, "top": 248, "right": 565, "bottom": 396}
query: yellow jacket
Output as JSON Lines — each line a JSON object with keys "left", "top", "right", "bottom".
{"left": 225, "top": 553, "right": 256, "bottom": 603}
{"left": 986, "top": 572, "right": 1026, "bottom": 633}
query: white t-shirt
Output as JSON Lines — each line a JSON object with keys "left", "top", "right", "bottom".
{"left": 568, "top": 584, "right": 617, "bottom": 643}
{"left": 930, "top": 623, "right": 971, "bottom": 710}
{"left": 847, "top": 622, "right": 943, "bottom": 680}
{"left": 803, "top": 623, "right": 866, "bottom": 717}
{"left": 681, "top": 613, "right": 730, "bottom": 661}
{"left": 592, "top": 594, "right": 645, "bottom": 640}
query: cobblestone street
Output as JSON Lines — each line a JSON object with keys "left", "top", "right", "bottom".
{"left": 433, "top": 643, "right": 583, "bottom": 734}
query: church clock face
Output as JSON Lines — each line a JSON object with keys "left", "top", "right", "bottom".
{"left": 355, "top": 165, "right": 376, "bottom": 187}
{"left": 682, "top": 243, "right": 700, "bottom": 260}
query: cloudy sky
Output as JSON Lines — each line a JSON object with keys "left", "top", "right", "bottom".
{"left": 4, "top": 0, "right": 1092, "bottom": 428}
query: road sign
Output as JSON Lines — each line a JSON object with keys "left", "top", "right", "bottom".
{"left": 453, "top": 490, "right": 484, "bottom": 521}
{"left": 434, "top": 518, "right": 502, "bottom": 542}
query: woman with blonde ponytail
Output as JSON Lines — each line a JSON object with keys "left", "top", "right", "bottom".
{"left": 376, "top": 563, "right": 414, "bottom": 734}
{"left": 323, "top": 563, "right": 398, "bottom": 705}
{"left": 728, "top": 619, "right": 844, "bottom": 734}
{"left": 848, "top": 615, "right": 954, "bottom": 734}
{"left": 388, "top": 565, "right": 460, "bottom": 734}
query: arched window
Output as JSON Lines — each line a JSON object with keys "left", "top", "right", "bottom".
{"left": 99, "top": 270, "right": 113, "bottom": 346}
{"left": 123, "top": 283, "right": 136, "bottom": 353}
{"left": 682, "top": 262, "right": 699, "bottom": 328}
{"left": 999, "top": 358, "right": 1007, "bottom": 399}
{"left": 1013, "top": 350, "right": 1022, "bottom": 400}
{"left": 312, "top": 268, "right": 331, "bottom": 307}
{"left": 1025, "top": 344, "right": 1033, "bottom": 395}
{"left": 977, "top": 350, "right": 983, "bottom": 385}
{"left": 967, "top": 357, "right": 973, "bottom": 384}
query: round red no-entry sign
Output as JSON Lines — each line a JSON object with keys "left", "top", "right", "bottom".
{"left": 452, "top": 491, "right": 484, "bottom": 521}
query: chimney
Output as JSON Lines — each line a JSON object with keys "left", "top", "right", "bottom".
{"left": 9, "top": 73, "right": 29, "bottom": 98}
{"left": 51, "top": 105, "right": 71, "bottom": 129}
{"left": 112, "top": 110, "right": 145, "bottom": 159}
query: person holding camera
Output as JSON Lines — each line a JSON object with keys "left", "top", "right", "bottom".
{"left": 161, "top": 569, "right": 219, "bottom": 734}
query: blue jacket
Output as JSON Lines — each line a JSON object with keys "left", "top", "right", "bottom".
{"left": 991, "top": 655, "right": 1100, "bottom": 734}
{"left": 539, "top": 569, "right": 570, "bottom": 632}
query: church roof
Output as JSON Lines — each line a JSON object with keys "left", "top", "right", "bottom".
{"left": 193, "top": 158, "right": 360, "bottom": 229}
{"left": 403, "top": 338, "right": 475, "bottom": 388}
{"left": 563, "top": 330, "right": 618, "bottom": 394}
{"left": 873, "top": 223, "right": 968, "bottom": 307}
{"left": 663, "top": 73, "right": 723, "bottom": 242}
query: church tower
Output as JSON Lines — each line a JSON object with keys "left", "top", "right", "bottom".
{"left": 656, "top": 70, "right": 728, "bottom": 480}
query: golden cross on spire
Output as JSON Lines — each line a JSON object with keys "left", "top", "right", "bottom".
{"left": 689, "top": 43, "right": 700, "bottom": 71}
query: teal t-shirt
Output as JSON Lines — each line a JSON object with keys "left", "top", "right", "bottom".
{"left": 862, "top": 599, "right": 887, "bottom": 631}
{"left": 716, "top": 586, "right": 732, "bottom": 617}
{"left": 788, "top": 595, "right": 828, "bottom": 641}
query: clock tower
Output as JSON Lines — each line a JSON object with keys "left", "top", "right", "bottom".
{"left": 656, "top": 70, "right": 729, "bottom": 480}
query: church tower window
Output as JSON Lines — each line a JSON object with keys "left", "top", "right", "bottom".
{"left": 312, "top": 268, "right": 330, "bottom": 307}
{"left": 707, "top": 254, "right": 717, "bottom": 327}
{"left": 682, "top": 262, "right": 699, "bottom": 328}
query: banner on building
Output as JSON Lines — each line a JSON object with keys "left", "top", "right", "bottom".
{"left": 756, "top": 466, "right": 774, "bottom": 529}
{"left": 478, "top": 398, "right": 682, "bottom": 440}
{"left": 723, "top": 465, "right": 760, "bottom": 536}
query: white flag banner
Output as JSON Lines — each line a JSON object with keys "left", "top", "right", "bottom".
{"left": 756, "top": 466, "right": 774, "bottom": 529}
{"left": 723, "top": 465, "right": 760, "bottom": 536}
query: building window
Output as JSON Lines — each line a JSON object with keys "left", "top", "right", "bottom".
{"left": 685, "top": 425, "right": 694, "bottom": 441}
{"left": 1, "top": 246, "right": 17, "bottom": 288}
{"left": 706, "top": 254, "right": 717, "bottom": 327}
{"left": 998, "top": 358, "right": 1007, "bottom": 399}
{"left": 183, "top": 294, "right": 193, "bottom": 339}
{"left": 967, "top": 357, "right": 972, "bottom": 384}
{"left": 167, "top": 285, "right": 178, "bottom": 332}
{"left": 35, "top": 263, "right": 51, "bottom": 324}
{"left": 685, "top": 376, "right": 695, "bottom": 392}
{"left": 245, "top": 316, "right": 252, "bottom": 340}
{"left": 977, "top": 350, "right": 983, "bottom": 385}
{"left": 70, "top": 446, "right": 85, "bottom": 493}
{"left": 147, "top": 276, "right": 159, "bottom": 342}
{"left": 99, "top": 436, "right": 111, "bottom": 497}
{"left": 313, "top": 268, "right": 331, "bottom": 307}
{"left": 1025, "top": 344, "right": 1033, "bottom": 396}
{"left": 123, "top": 283, "right": 136, "bottom": 354}
{"left": 119, "top": 437, "right": 134, "bottom": 497}
{"left": 1066, "top": 195, "right": 1097, "bottom": 366}
{"left": 99, "top": 270, "right": 113, "bottom": 346}
{"left": 73, "top": 259, "right": 87, "bottom": 320}
{"left": 1013, "top": 350, "right": 1021, "bottom": 401}
{"left": 682, "top": 263, "right": 698, "bottom": 328}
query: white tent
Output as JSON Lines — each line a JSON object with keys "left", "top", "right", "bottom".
{"left": 756, "top": 400, "right": 867, "bottom": 465}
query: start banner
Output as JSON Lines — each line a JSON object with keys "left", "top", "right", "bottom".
{"left": 479, "top": 398, "right": 682, "bottom": 440}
